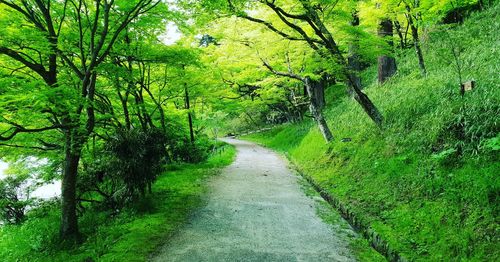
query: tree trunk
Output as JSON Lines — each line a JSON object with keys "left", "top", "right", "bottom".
{"left": 394, "top": 20, "right": 406, "bottom": 50}
{"left": 158, "top": 105, "right": 167, "bottom": 133}
{"left": 122, "top": 98, "right": 132, "bottom": 130}
{"left": 411, "top": 23, "right": 427, "bottom": 76}
{"left": 406, "top": 6, "right": 427, "bottom": 76}
{"left": 311, "top": 76, "right": 326, "bottom": 110}
{"left": 347, "top": 73, "right": 384, "bottom": 127}
{"left": 378, "top": 19, "right": 397, "bottom": 84}
{"left": 60, "top": 134, "right": 81, "bottom": 240}
{"left": 119, "top": 89, "right": 132, "bottom": 130}
{"left": 298, "top": 2, "right": 384, "bottom": 128}
{"left": 305, "top": 77, "right": 333, "bottom": 142}
{"left": 348, "top": 12, "right": 363, "bottom": 94}
{"left": 185, "top": 84, "right": 195, "bottom": 143}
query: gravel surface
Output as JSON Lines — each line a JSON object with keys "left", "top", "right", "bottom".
{"left": 151, "top": 138, "right": 357, "bottom": 262}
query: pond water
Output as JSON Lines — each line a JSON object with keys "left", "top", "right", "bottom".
{"left": 0, "top": 161, "right": 7, "bottom": 176}
{"left": 0, "top": 160, "right": 61, "bottom": 199}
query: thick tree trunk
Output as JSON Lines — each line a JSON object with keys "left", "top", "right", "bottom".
{"left": 378, "top": 19, "right": 397, "bottom": 84}
{"left": 305, "top": 77, "right": 333, "bottom": 142}
{"left": 311, "top": 77, "right": 326, "bottom": 110}
{"left": 60, "top": 134, "right": 81, "bottom": 240}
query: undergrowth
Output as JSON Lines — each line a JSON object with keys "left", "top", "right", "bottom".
{"left": 0, "top": 145, "right": 236, "bottom": 261}
{"left": 244, "top": 4, "right": 499, "bottom": 261}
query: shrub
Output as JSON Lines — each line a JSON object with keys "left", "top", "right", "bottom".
{"left": 170, "top": 136, "right": 213, "bottom": 163}
{"left": 0, "top": 176, "right": 33, "bottom": 224}
{"left": 78, "top": 128, "right": 168, "bottom": 209}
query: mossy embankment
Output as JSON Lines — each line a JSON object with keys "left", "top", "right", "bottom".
{"left": 243, "top": 5, "right": 499, "bottom": 261}
{"left": 0, "top": 145, "right": 236, "bottom": 261}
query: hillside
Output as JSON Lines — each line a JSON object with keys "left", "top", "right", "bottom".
{"left": 244, "top": 4, "right": 499, "bottom": 261}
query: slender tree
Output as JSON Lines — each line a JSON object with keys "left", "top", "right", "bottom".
{"left": 403, "top": 1, "right": 427, "bottom": 76}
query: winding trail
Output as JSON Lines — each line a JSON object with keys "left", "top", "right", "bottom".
{"left": 152, "top": 138, "right": 357, "bottom": 262}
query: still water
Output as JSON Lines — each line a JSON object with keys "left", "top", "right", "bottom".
{"left": 0, "top": 160, "right": 61, "bottom": 199}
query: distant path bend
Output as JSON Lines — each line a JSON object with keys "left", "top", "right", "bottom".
{"left": 152, "top": 138, "right": 356, "bottom": 262}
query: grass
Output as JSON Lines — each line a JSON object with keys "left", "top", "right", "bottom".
{"left": 295, "top": 171, "right": 386, "bottom": 262}
{"left": 0, "top": 145, "right": 236, "bottom": 261}
{"left": 243, "top": 4, "right": 499, "bottom": 261}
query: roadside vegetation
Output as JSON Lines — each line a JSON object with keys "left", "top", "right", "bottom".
{"left": 0, "top": 144, "right": 235, "bottom": 261}
{"left": 0, "top": 0, "right": 497, "bottom": 261}
{"left": 243, "top": 5, "right": 499, "bottom": 261}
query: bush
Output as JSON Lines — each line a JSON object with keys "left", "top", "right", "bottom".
{"left": 170, "top": 136, "right": 213, "bottom": 163}
{"left": 106, "top": 128, "right": 167, "bottom": 196}
{"left": 78, "top": 128, "right": 168, "bottom": 209}
{"left": 0, "top": 176, "right": 33, "bottom": 224}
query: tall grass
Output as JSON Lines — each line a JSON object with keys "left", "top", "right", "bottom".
{"left": 244, "top": 4, "right": 499, "bottom": 261}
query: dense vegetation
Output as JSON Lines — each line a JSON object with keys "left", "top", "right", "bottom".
{"left": 0, "top": 0, "right": 227, "bottom": 241}
{"left": 0, "top": 144, "right": 235, "bottom": 261}
{"left": 0, "top": 0, "right": 498, "bottom": 261}
{"left": 243, "top": 4, "right": 499, "bottom": 260}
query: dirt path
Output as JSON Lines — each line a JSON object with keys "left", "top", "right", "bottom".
{"left": 151, "top": 138, "right": 358, "bottom": 262}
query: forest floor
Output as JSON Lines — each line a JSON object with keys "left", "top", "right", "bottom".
{"left": 151, "top": 138, "right": 380, "bottom": 262}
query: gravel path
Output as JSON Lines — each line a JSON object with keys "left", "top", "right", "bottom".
{"left": 151, "top": 138, "right": 357, "bottom": 262}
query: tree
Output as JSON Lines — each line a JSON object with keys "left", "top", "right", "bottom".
{"left": 361, "top": 0, "right": 483, "bottom": 78}
{"left": 261, "top": 59, "right": 334, "bottom": 142}
{"left": 377, "top": 18, "right": 397, "bottom": 83}
{"left": 193, "top": 0, "right": 385, "bottom": 128}
{"left": 0, "top": 176, "right": 31, "bottom": 224}
{"left": 347, "top": 11, "right": 364, "bottom": 91}
{"left": 0, "top": 0, "right": 164, "bottom": 241}
{"left": 197, "top": 14, "right": 332, "bottom": 138}
{"left": 403, "top": 0, "right": 427, "bottom": 76}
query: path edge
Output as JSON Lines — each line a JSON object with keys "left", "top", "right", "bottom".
{"left": 286, "top": 159, "right": 409, "bottom": 262}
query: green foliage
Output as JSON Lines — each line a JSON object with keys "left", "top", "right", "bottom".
{"left": 243, "top": 4, "right": 499, "bottom": 261}
{"left": 171, "top": 136, "right": 214, "bottom": 163}
{"left": 105, "top": 128, "right": 167, "bottom": 197}
{"left": 0, "top": 176, "right": 31, "bottom": 224}
{"left": 0, "top": 145, "right": 236, "bottom": 261}
{"left": 0, "top": 0, "right": 498, "bottom": 260}
{"left": 483, "top": 135, "right": 500, "bottom": 152}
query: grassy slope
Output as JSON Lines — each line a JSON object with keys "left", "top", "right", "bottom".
{"left": 244, "top": 5, "right": 499, "bottom": 261}
{"left": 0, "top": 145, "right": 236, "bottom": 261}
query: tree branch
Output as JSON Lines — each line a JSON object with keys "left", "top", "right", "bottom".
{"left": 0, "top": 124, "right": 67, "bottom": 141}
{"left": 0, "top": 46, "right": 48, "bottom": 81}
{"left": 261, "top": 58, "right": 304, "bottom": 81}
